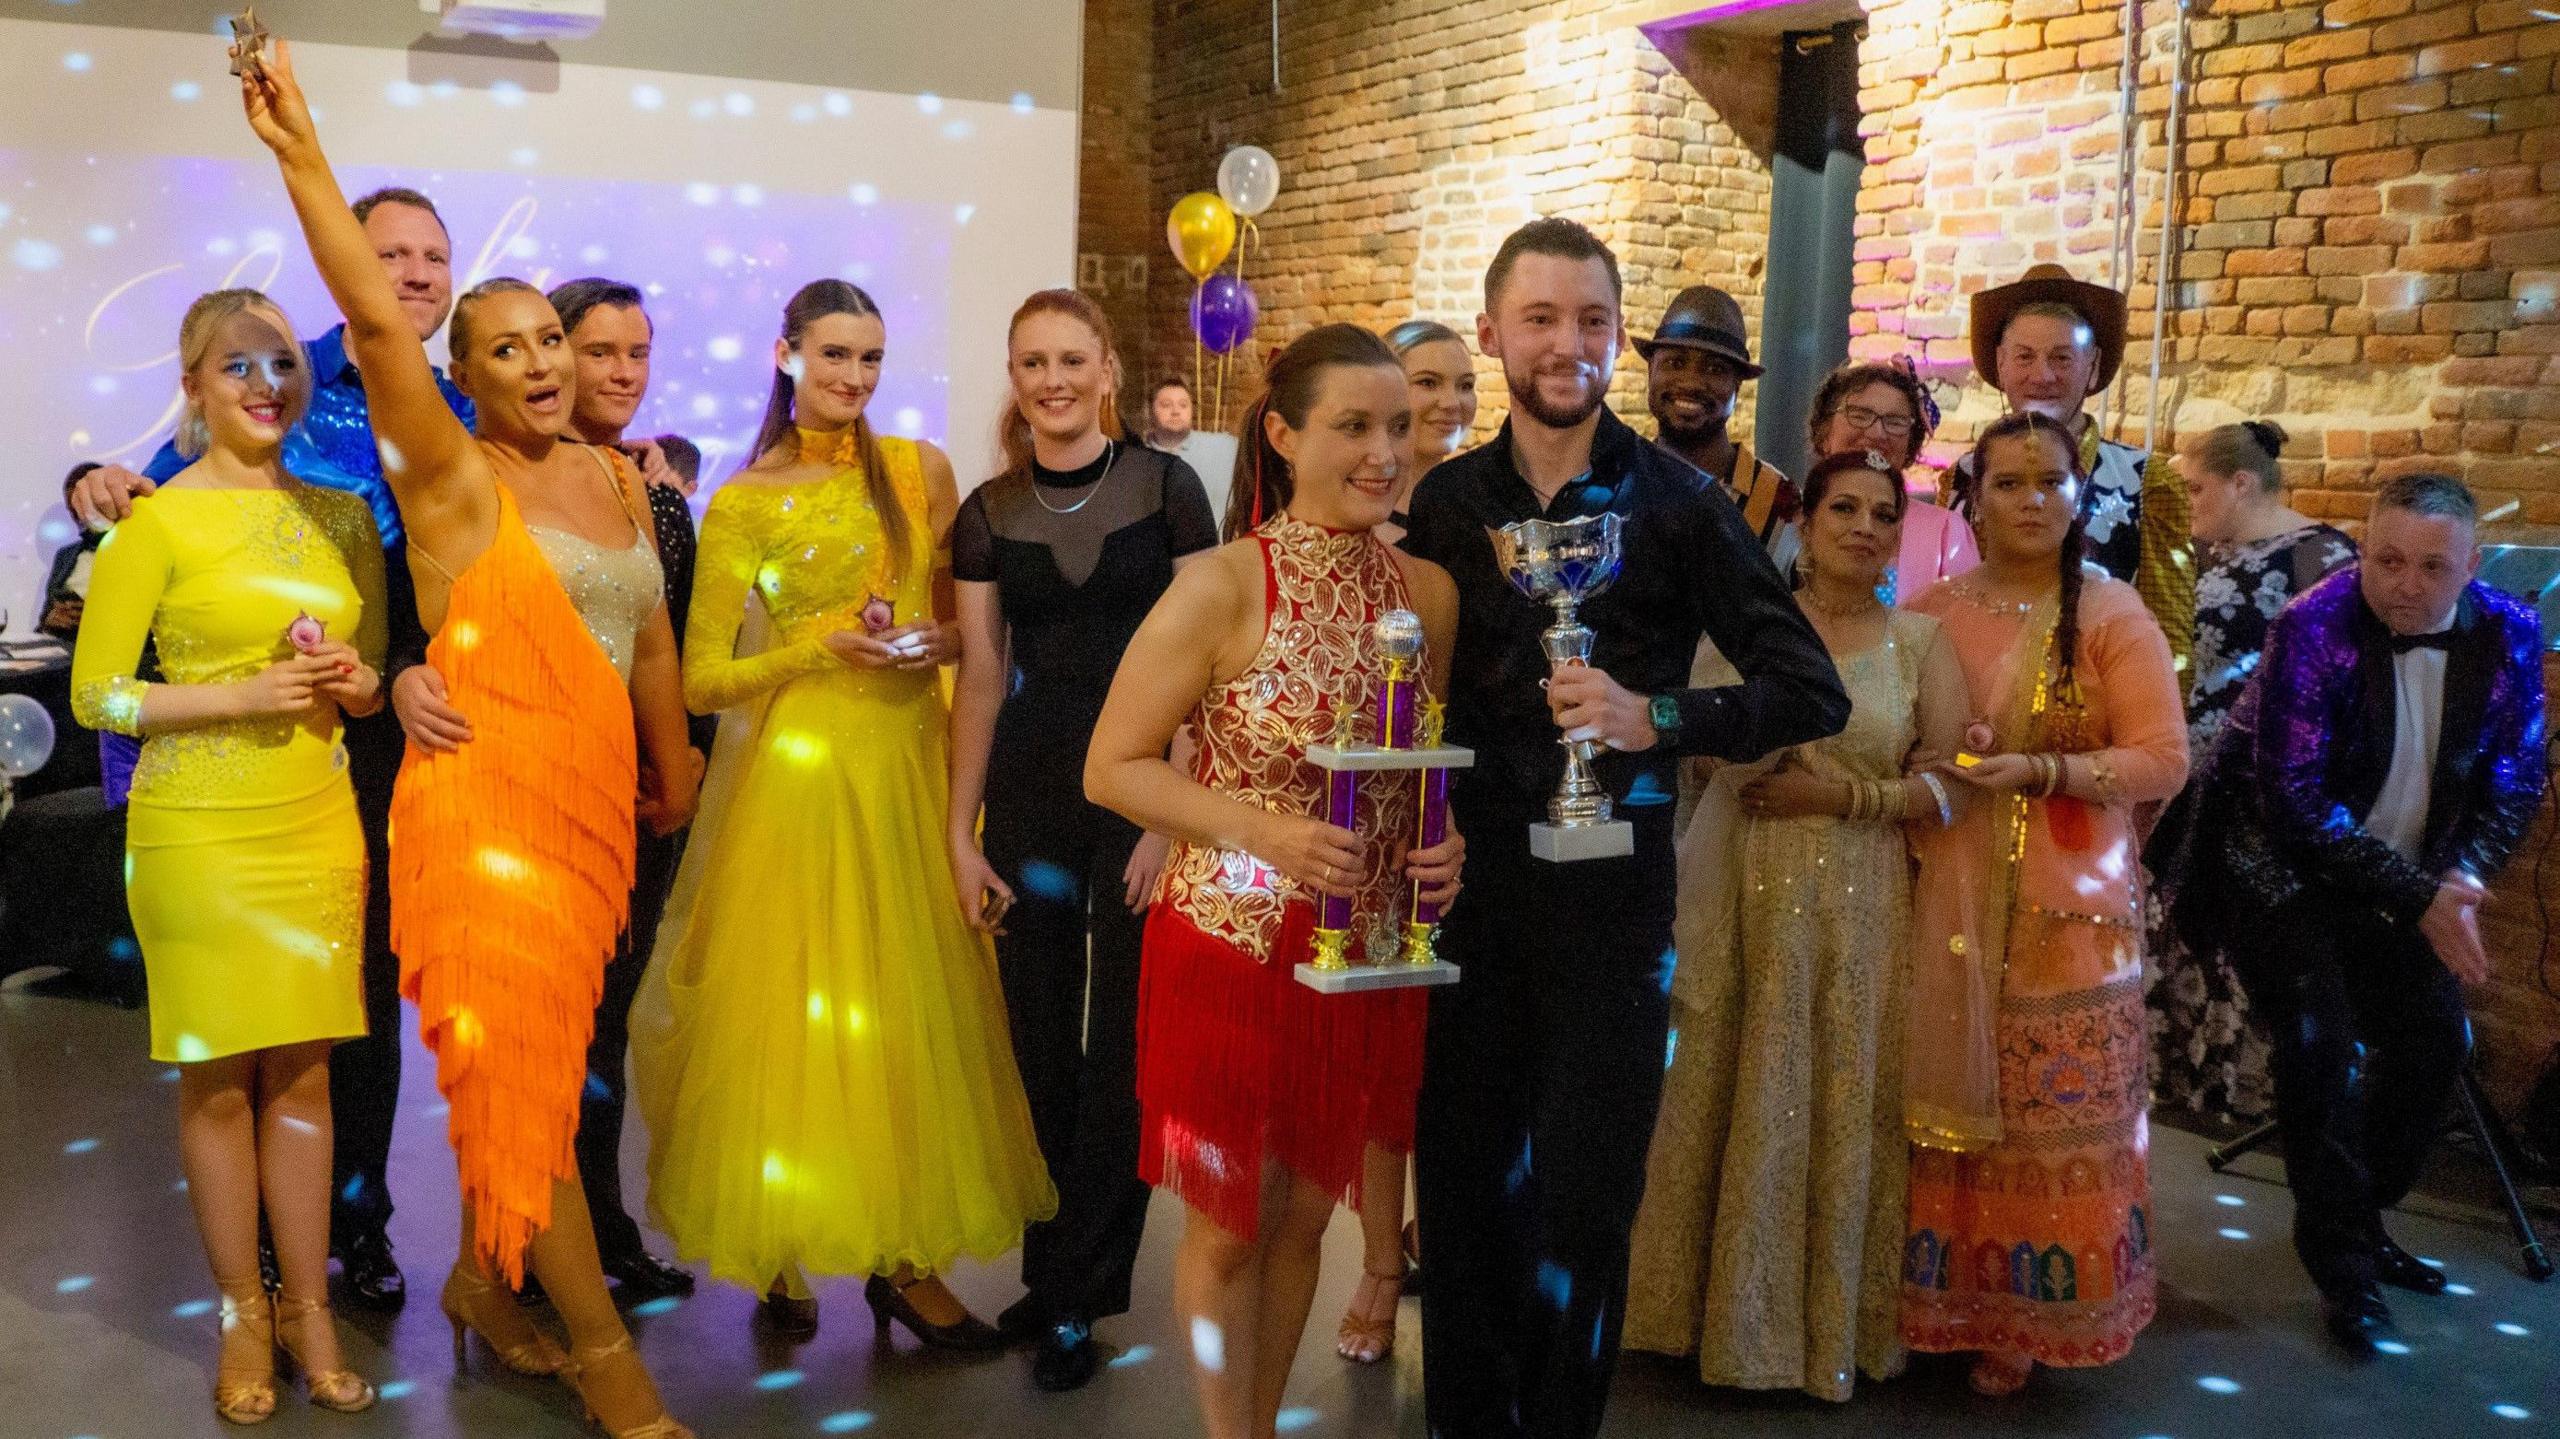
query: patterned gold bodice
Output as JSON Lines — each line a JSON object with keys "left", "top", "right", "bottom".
{"left": 1164, "top": 515, "right": 1426, "bottom": 962}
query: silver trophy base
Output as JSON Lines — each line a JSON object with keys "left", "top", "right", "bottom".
{"left": 1294, "top": 960, "right": 1463, "bottom": 993}
{"left": 1528, "top": 819, "right": 1635, "bottom": 863}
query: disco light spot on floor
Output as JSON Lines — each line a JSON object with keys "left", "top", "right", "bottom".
{"left": 755, "top": 1369, "right": 805, "bottom": 1390}
{"left": 1276, "top": 1408, "right": 1319, "bottom": 1432}
{"left": 173, "top": 1299, "right": 215, "bottom": 1318}
{"left": 2491, "top": 1405, "right": 2532, "bottom": 1421}
{"left": 57, "top": 1275, "right": 94, "bottom": 1294}
{"left": 2446, "top": 1284, "right": 2476, "bottom": 1297}
{"left": 2218, "top": 1228, "right": 2250, "bottom": 1241}
{"left": 2494, "top": 1322, "right": 2529, "bottom": 1336}
{"left": 1109, "top": 1344, "right": 1154, "bottom": 1368}
{"left": 378, "top": 1380, "right": 416, "bottom": 1400}
{"left": 2374, "top": 1340, "right": 2410, "bottom": 1355}
{"left": 819, "top": 1414, "right": 875, "bottom": 1433}
{"left": 64, "top": 1138, "right": 98, "bottom": 1154}
{"left": 2214, "top": 1194, "right": 2245, "bottom": 1207}
{"left": 2196, "top": 1375, "right": 2241, "bottom": 1395}
{"left": 631, "top": 1296, "right": 684, "bottom": 1317}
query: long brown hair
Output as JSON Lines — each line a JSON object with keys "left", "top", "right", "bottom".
{"left": 1225, "top": 324, "right": 1406, "bottom": 542}
{"left": 1966, "top": 411, "right": 2091, "bottom": 691}
{"left": 751, "top": 280, "right": 908, "bottom": 581}
{"left": 996, "top": 289, "right": 1125, "bottom": 479}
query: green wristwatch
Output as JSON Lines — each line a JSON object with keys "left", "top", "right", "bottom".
{"left": 1647, "top": 693, "right": 1682, "bottom": 750}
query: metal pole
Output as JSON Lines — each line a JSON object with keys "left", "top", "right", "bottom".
{"left": 2147, "top": 0, "right": 2190, "bottom": 456}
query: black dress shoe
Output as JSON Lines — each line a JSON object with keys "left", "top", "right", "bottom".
{"left": 2374, "top": 1239, "right": 2449, "bottom": 1296}
{"left": 336, "top": 1230, "right": 406, "bottom": 1312}
{"left": 864, "top": 1274, "right": 1005, "bottom": 1352}
{"left": 602, "top": 1245, "right": 697, "bottom": 1301}
{"left": 996, "top": 1296, "right": 1050, "bottom": 1346}
{"left": 758, "top": 1288, "right": 820, "bottom": 1342}
{"left": 2322, "top": 1284, "right": 2393, "bottom": 1355}
{"left": 1032, "top": 1317, "right": 1100, "bottom": 1392}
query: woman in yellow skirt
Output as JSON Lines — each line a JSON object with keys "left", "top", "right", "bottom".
{"left": 73, "top": 288, "right": 385, "bottom": 1424}
{"left": 632, "top": 279, "right": 1055, "bottom": 1347}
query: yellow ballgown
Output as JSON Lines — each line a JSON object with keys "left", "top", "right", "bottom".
{"left": 631, "top": 430, "right": 1055, "bottom": 1291}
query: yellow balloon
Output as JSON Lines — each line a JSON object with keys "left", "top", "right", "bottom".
{"left": 1167, "top": 192, "right": 1237, "bottom": 281}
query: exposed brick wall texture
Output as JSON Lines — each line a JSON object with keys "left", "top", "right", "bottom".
{"left": 1078, "top": 0, "right": 1159, "bottom": 426}
{"left": 1093, "top": 0, "right": 2560, "bottom": 1114}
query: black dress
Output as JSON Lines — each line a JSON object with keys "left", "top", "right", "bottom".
{"left": 951, "top": 442, "right": 1217, "bottom": 1328}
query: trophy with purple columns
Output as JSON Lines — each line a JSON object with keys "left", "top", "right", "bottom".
{"left": 1296, "top": 609, "right": 1470, "bottom": 994}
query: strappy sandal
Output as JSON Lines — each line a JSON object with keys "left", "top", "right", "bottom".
{"left": 274, "top": 1295, "right": 376, "bottom": 1412}
{"left": 213, "top": 1283, "right": 278, "bottom": 1425}
{"left": 1335, "top": 1266, "right": 1405, "bottom": 1364}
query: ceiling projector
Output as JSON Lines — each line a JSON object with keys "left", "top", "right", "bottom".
{"left": 421, "top": 0, "right": 605, "bottom": 41}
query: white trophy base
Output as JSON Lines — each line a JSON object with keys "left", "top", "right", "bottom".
{"left": 1295, "top": 960, "right": 1463, "bottom": 993}
{"left": 1529, "top": 819, "right": 1635, "bottom": 862}
{"left": 1306, "top": 742, "right": 1476, "bottom": 773}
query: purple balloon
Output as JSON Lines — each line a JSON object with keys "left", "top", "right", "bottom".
{"left": 1191, "top": 274, "right": 1259, "bottom": 355}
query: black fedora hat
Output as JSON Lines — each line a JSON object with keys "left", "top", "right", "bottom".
{"left": 1634, "top": 285, "right": 1763, "bottom": 378}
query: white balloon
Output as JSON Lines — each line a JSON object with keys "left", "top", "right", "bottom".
{"left": 1217, "top": 145, "right": 1281, "bottom": 218}
{"left": 0, "top": 693, "right": 54, "bottom": 779}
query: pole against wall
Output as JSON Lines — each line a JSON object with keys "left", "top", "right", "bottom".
{"left": 1272, "top": 0, "right": 1282, "bottom": 90}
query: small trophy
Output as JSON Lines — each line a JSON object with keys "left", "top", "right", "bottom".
{"left": 1296, "top": 609, "right": 1471, "bottom": 994}
{"left": 1489, "top": 513, "right": 1635, "bottom": 862}
{"left": 228, "top": 8, "right": 271, "bottom": 78}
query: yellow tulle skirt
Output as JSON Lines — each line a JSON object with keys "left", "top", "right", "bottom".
{"left": 631, "top": 665, "right": 1056, "bottom": 1290}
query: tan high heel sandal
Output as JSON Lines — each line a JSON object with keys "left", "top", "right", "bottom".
{"left": 563, "top": 1334, "right": 694, "bottom": 1439}
{"left": 441, "top": 1264, "right": 567, "bottom": 1376}
{"left": 213, "top": 1284, "right": 279, "bottom": 1425}
{"left": 274, "top": 1295, "right": 376, "bottom": 1413}
{"left": 1335, "top": 1266, "right": 1405, "bottom": 1364}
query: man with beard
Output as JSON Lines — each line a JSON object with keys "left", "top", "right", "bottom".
{"left": 1637, "top": 285, "right": 1798, "bottom": 572}
{"left": 70, "top": 185, "right": 471, "bottom": 1312}
{"left": 1400, "top": 216, "right": 1848, "bottom": 1439}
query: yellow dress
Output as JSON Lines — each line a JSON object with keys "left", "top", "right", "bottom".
{"left": 631, "top": 432, "right": 1055, "bottom": 1290}
{"left": 70, "top": 482, "right": 386, "bottom": 1063}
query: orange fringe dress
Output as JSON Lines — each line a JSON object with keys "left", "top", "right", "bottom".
{"left": 391, "top": 483, "right": 638, "bottom": 1283}
{"left": 1136, "top": 514, "right": 1431, "bottom": 1240}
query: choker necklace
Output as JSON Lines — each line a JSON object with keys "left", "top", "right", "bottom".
{"left": 1033, "top": 440, "right": 1115, "bottom": 515}
{"left": 1801, "top": 587, "right": 1884, "bottom": 619}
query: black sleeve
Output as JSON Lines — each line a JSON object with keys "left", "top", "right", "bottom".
{"left": 1160, "top": 454, "right": 1220, "bottom": 556}
{"left": 950, "top": 488, "right": 997, "bottom": 583}
{"left": 1399, "top": 466, "right": 1457, "bottom": 567}
{"left": 648, "top": 483, "right": 699, "bottom": 649}
{"left": 1670, "top": 486, "right": 1850, "bottom": 761}
{"left": 379, "top": 539, "right": 431, "bottom": 689}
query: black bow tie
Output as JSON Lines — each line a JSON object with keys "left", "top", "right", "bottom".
{"left": 2389, "top": 629, "right": 2454, "bottom": 654}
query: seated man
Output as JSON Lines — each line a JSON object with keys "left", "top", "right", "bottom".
{"left": 2150, "top": 473, "right": 2544, "bottom": 1354}
{"left": 38, "top": 463, "right": 105, "bottom": 642}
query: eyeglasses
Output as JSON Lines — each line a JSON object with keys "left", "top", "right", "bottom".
{"left": 1837, "top": 405, "right": 1916, "bottom": 438}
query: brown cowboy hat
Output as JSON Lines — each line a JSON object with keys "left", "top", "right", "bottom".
{"left": 1969, "top": 263, "right": 2127, "bottom": 392}
{"left": 1634, "top": 285, "right": 1763, "bottom": 377}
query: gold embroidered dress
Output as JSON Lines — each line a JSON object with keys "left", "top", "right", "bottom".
{"left": 1624, "top": 610, "right": 1936, "bottom": 1400}
{"left": 70, "top": 483, "right": 385, "bottom": 1062}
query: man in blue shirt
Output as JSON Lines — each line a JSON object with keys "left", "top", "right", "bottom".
{"left": 72, "top": 185, "right": 467, "bottom": 1312}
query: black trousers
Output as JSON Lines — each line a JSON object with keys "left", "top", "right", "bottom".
{"left": 984, "top": 770, "right": 1153, "bottom": 1325}
{"left": 576, "top": 823, "right": 687, "bottom": 1260}
{"left": 2233, "top": 897, "right": 2469, "bottom": 1296}
{"left": 1416, "top": 805, "right": 1676, "bottom": 1439}
{"left": 328, "top": 710, "right": 405, "bottom": 1247}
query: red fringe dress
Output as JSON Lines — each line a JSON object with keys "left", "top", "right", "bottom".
{"left": 391, "top": 483, "right": 638, "bottom": 1284}
{"left": 1135, "top": 514, "right": 1431, "bottom": 1241}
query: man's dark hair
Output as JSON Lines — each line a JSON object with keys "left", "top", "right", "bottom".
{"left": 548, "top": 278, "right": 648, "bottom": 339}
{"left": 350, "top": 185, "right": 447, "bottom": 235}
{"left": 62, "top": 461, "right": 102, "bottom": 501}
{"left": 652, "top": 434, "right": 702, "bottom": 487}
{"left": 2373, "top": 471, "right": 2477, "bottom": 526}
{"left": 1152, "top": 376, "right": 1193, "bottom": 400}
{"left": 1484, "top": 216, "right": 1621, "bottom": 312}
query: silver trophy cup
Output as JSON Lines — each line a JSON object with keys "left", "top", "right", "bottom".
{"left": 1489, "top": 513, "right": 1636, "bottom": 862}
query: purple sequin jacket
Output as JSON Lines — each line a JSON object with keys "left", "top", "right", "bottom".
{"left": 2150, "top": 568, "right": 2545, "bottom": 934}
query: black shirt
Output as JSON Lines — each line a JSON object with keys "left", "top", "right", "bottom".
{"left": 1401, "top": 407, "right": 1849, "bottom": 824}
{"left": 952, "top": 444, "right": 1219, "bottom": 776}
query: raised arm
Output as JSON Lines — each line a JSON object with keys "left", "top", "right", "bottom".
{"left": 237, "top": 41, "right": 487, "bottom": 547}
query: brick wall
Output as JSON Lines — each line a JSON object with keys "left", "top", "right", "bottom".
{"left": 1077, "top": 0, "right": 1158, "bottom": 420}
{"left": 1087, "top": 0, "right": 2560, "bottom": 1116}
{"left": 1141, "top": 0, "right": 1778, "bottom": 439}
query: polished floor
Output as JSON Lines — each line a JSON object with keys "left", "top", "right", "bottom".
{"left": 2, "top": 983, "right": 2554, "bottom": 1438}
